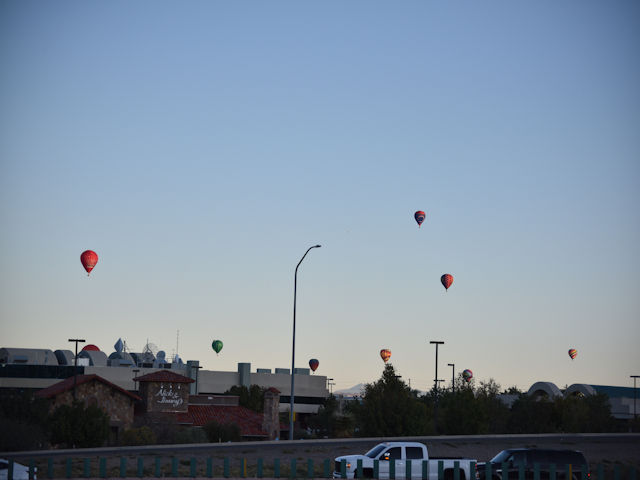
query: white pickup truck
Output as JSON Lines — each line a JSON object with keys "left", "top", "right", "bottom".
{"left": 334, "top": 441, "right": 476, "bottom": 480}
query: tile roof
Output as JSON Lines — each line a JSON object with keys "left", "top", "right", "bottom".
{"left": 175, "top": 404, "right": 269, "bottom": 437}
{"left": 134, "top": 370, "right": 194, "bottom": 384}
{"left": 35, "top": 374, "right": 141, "bottom": 401}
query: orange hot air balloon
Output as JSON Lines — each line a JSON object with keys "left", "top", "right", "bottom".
{"left": 80, "top": 250, "right": 99, "bottom": 275}
{"left": 568, "top": 348, "right": 577, "bottom": 360}
{"left": 441, "top": 274, "right": 453, "bottom": 291}
{"left": 380, "top": 349, "right": 391, "bottom": 363}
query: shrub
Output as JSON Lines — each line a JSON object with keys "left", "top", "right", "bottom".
{"left": 120, "top": 426, "right": 157, "bottom": 446}
{"left": 202, "top": 420, "right": 241, "bottom": 442}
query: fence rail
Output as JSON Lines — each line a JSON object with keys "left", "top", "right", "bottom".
{"left": 3, "top": 457, "right": 637, "bottom": 480}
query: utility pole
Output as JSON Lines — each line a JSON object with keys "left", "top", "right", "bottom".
{"left": 448, "top": 363, "right": 455, "bottom": 393}
{"left": 429, "top": 340, "right": 444, "bottom": 433}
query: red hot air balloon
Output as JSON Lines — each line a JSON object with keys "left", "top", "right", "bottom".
{"left": 80, "top": 250, "right": 99, "bottom": 275}
{"left": 414, "top": 211, "right": 426, "bottom": 227}
{"left": 441, "top": 274, "right": 453, "bottom": 291}
{"left": 380, "top": 349, "right": 391, "bottom": 363}
{"left": 568, "top": 348, "right": 577, "bottom": 360}
{"left": 309, "top": 358, "right": 319, "bottom": 372}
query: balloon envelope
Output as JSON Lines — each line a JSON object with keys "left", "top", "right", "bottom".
{"left": 462, "top": 369, "right": 473, "bottom": 382}
{"left": 309, "top": 358, "right": 319, "bottom": 372}
{"left": 212, "top": 340, "right": 223, "bottom": 355}
{"left": 441, "top": 274, "right": 454, "bottom": 291}
{"left": 380, "top": 349, "right": 391, "bottom": 363}
{"left": 80, "top": 250, "right": 98, "bottom": 275}
{"left": 414, "top": 211, "right": 426, "bottom": 227}
{"left": 568, "top": 348, "right": 577, "bottom": 360}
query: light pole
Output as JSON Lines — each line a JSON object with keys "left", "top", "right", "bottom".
{"left": 327, "top": 378, "right": 335, "bottom": 395}
{"left": 632, "top": 375, "right": 640, "bottom": 420}
{"left": 290, "top": 244, "right": 321, "bottom": 440}
{"left": 430, "top": 340, "right": 444, "bottom": 433}
{"left": 448, "top": 363, "right": 455, "bottom": 393}
{"left": 68, "top": 338, "right": 85, "bottom": 401}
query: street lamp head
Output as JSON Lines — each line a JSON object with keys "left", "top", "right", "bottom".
{"left": 314, "top": 244, "right": 321, "bottom": 248}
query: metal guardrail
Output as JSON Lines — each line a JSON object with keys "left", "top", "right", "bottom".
{"left": 3, "top": 457, "right": 638, "bottom": 480}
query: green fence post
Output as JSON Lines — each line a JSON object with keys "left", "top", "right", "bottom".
{"left": 518, "top": 464, "right": 524, "bottom": 480}
{"left": 119, "top": 457, "right": 127, "bottom": 478}
{"left": 274, "top": 458, "right": 281, "bottom": 478}
{"left": 257, "top": 458, "right": 263, "bottom": 478}
{"left": 308, "top": 459, "right": 314, "bottom": 479}
{"left": 47, "top": 458, "right": 54, "bottom": 479}
{"left": 406, "top": 459, "right": 412, "bottom": 479}
{"left": 597, "top": 464, "right": 604, "bottom": 480}
{"left": 390, "top": 459, "right": 396, "bottom": 480}
{"left": 534, "top": 463, "right": 540, "bottom": 480}
{"left": 422, "top": 460, "right": 429, "bottom": 480}
{"left": 29, "top": 459, "right": 36, "bottom": 480}
{"left": 138, "top": 457, "right": 144, "bottom": 478}
{"left": 502, "top": 462, "right": 509, "bottom": 480}
{"left": 581, "top": 465, "right": 588, "bottom": 480}
{"left": 65, "top": 458, "right": 72, "bottom": 479}
{"left": 172, "top": 457, "right": 178, "bottom": 478}
{"left": 8, "top": 460, "right": 14, "bottom": 480}
{"left": 155, "top": 457, "right": 162, "bottom": 478}
{"left": 486, "top": 462, "right": 492, "bottom": 480}
{"left": 340, "top": 459, "right": 346, "bottom": 479}
{"left": 99, "top": 457, "right": 106, "bottom": 478}
{"left": 373, "top": 460, "right": 379, "bottom": 479}
{"left": 324, "top": 459, "right": 331, "bottom": 478}
{"left": 290, "top": 458, "right": 297, "bottom": 479}
{"left": 357, "top": 459, "right": 363, "bottom": 479}
{"left": 224, "top": 457, "right": 230, "bottom": 478}
{"left": 549, "top": 463, "right": 556, "bottom": 480}
{"left": 83, "top": 458, "right": 90, "bottom": 478}
{"left": 454, "top": 460, "right": 460, "bottom": 480}
{"left": 438, "top": 461, "right": 444, "bottom": 480}
{"left": 191, "top": 458, "right": 198, "bottom": 478}
{"left": 629, "top": 466, "right": 637, "bottom": 480}
{"left": 614, "top": 465, "right": 621, "bottom": 480}
{"left": 207, "top": 458, "right": 213, "bottom": 478}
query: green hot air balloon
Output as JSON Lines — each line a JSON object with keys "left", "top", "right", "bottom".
{"left": 212, "top": 340, "right": 223, "bottom": 355}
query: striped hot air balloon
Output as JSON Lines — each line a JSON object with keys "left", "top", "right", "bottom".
{"left": 380, "top": 349, "right": 391, "bottom": 363}
{"left": 414, "top": 211, "right": 426, "bottom": 227}
{"left": 441, "top": 274, "right": 454, "bottom": 291}
{"left": 568, "top": 348, "right": 577, "bottom": 360}
{"left": 462, "top": 369, "right": 473, "bottom": 382}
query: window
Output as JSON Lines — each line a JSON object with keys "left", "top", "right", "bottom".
{"left": 406, "top": 447, "right": 424, "bottom": 460}
{"left": 381, "top": 447, "right": 402, "bottom": 461}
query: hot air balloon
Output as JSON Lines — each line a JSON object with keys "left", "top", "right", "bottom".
{"left": 462, "top": 369, "right": 473, "bottom": 382}
{"left": 80, "top": 250, "right": 98, "bottom": 275}
{"left": 568, "top": 348, "right": 577, "bottom": 360}
{"left": 309, "top": 358, "right": 319, "bottom": 372}
{"left": 441, "top": 274, "right": 454, "bottom": 291}
{"left": 414, "top": 211, "right": 426, "bottom": 227}
{"left": 212, "top": 340, "right": 223, "bottom": 355}
{"left": 380, "top": 349, "right": 391, "bottom": 363}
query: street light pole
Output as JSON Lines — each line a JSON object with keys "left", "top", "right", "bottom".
{"left": 430, "top": 340, "right": 444, "bottom": 434}
{"left": 68, "top": 338, "right": 85, "bottom": 401}
{"left": 632, "top": 375, "right": 640, "bottom": 420}
{"left": 290, "top": 244, "right": 321, "bottom": 440}
{"left": 447, "top": 363, "right": 455, "bottom": 393}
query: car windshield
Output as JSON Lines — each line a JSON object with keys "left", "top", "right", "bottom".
{"left": 365, "top": 445, "right": 387, "bottom": 459}
{"left": 490, "top": 451, "right": 514, "bottom": 463}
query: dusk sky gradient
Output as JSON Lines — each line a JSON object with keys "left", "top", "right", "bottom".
{"left": 1, "top": 1, "right": 639, "bottom": 393}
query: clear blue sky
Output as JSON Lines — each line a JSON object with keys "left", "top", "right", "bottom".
{"left": 1, "top": 1, "right": 639, "bottom": 392}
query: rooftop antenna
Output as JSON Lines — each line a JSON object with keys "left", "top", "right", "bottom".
{"left": 176, "top": 330, "right": 179, "bottom": 356}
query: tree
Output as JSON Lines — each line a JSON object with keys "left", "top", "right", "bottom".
{"left": 48, "top": 401, "right": 110, "bottom": 448}
{"left": 352, "top": 364, "right": 431, "bottom": 437}
{"left": 202, "top": 420, "right": 241, "bottom": 442}
{"left": 225, "top": 385, "right": 265, "bottom": 412}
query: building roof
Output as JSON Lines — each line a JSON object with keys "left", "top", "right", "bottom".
{"left": 134, "top": 370, "right": 194, "bottom": 384}
{"left": 175, "top": 404, "right": 270, "bottom": 437}
{"left": 35, "top": 374, "right": 141, "bottom": 401}
{"left": 590, "top": 384, "right": 637, "bottom": 398}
